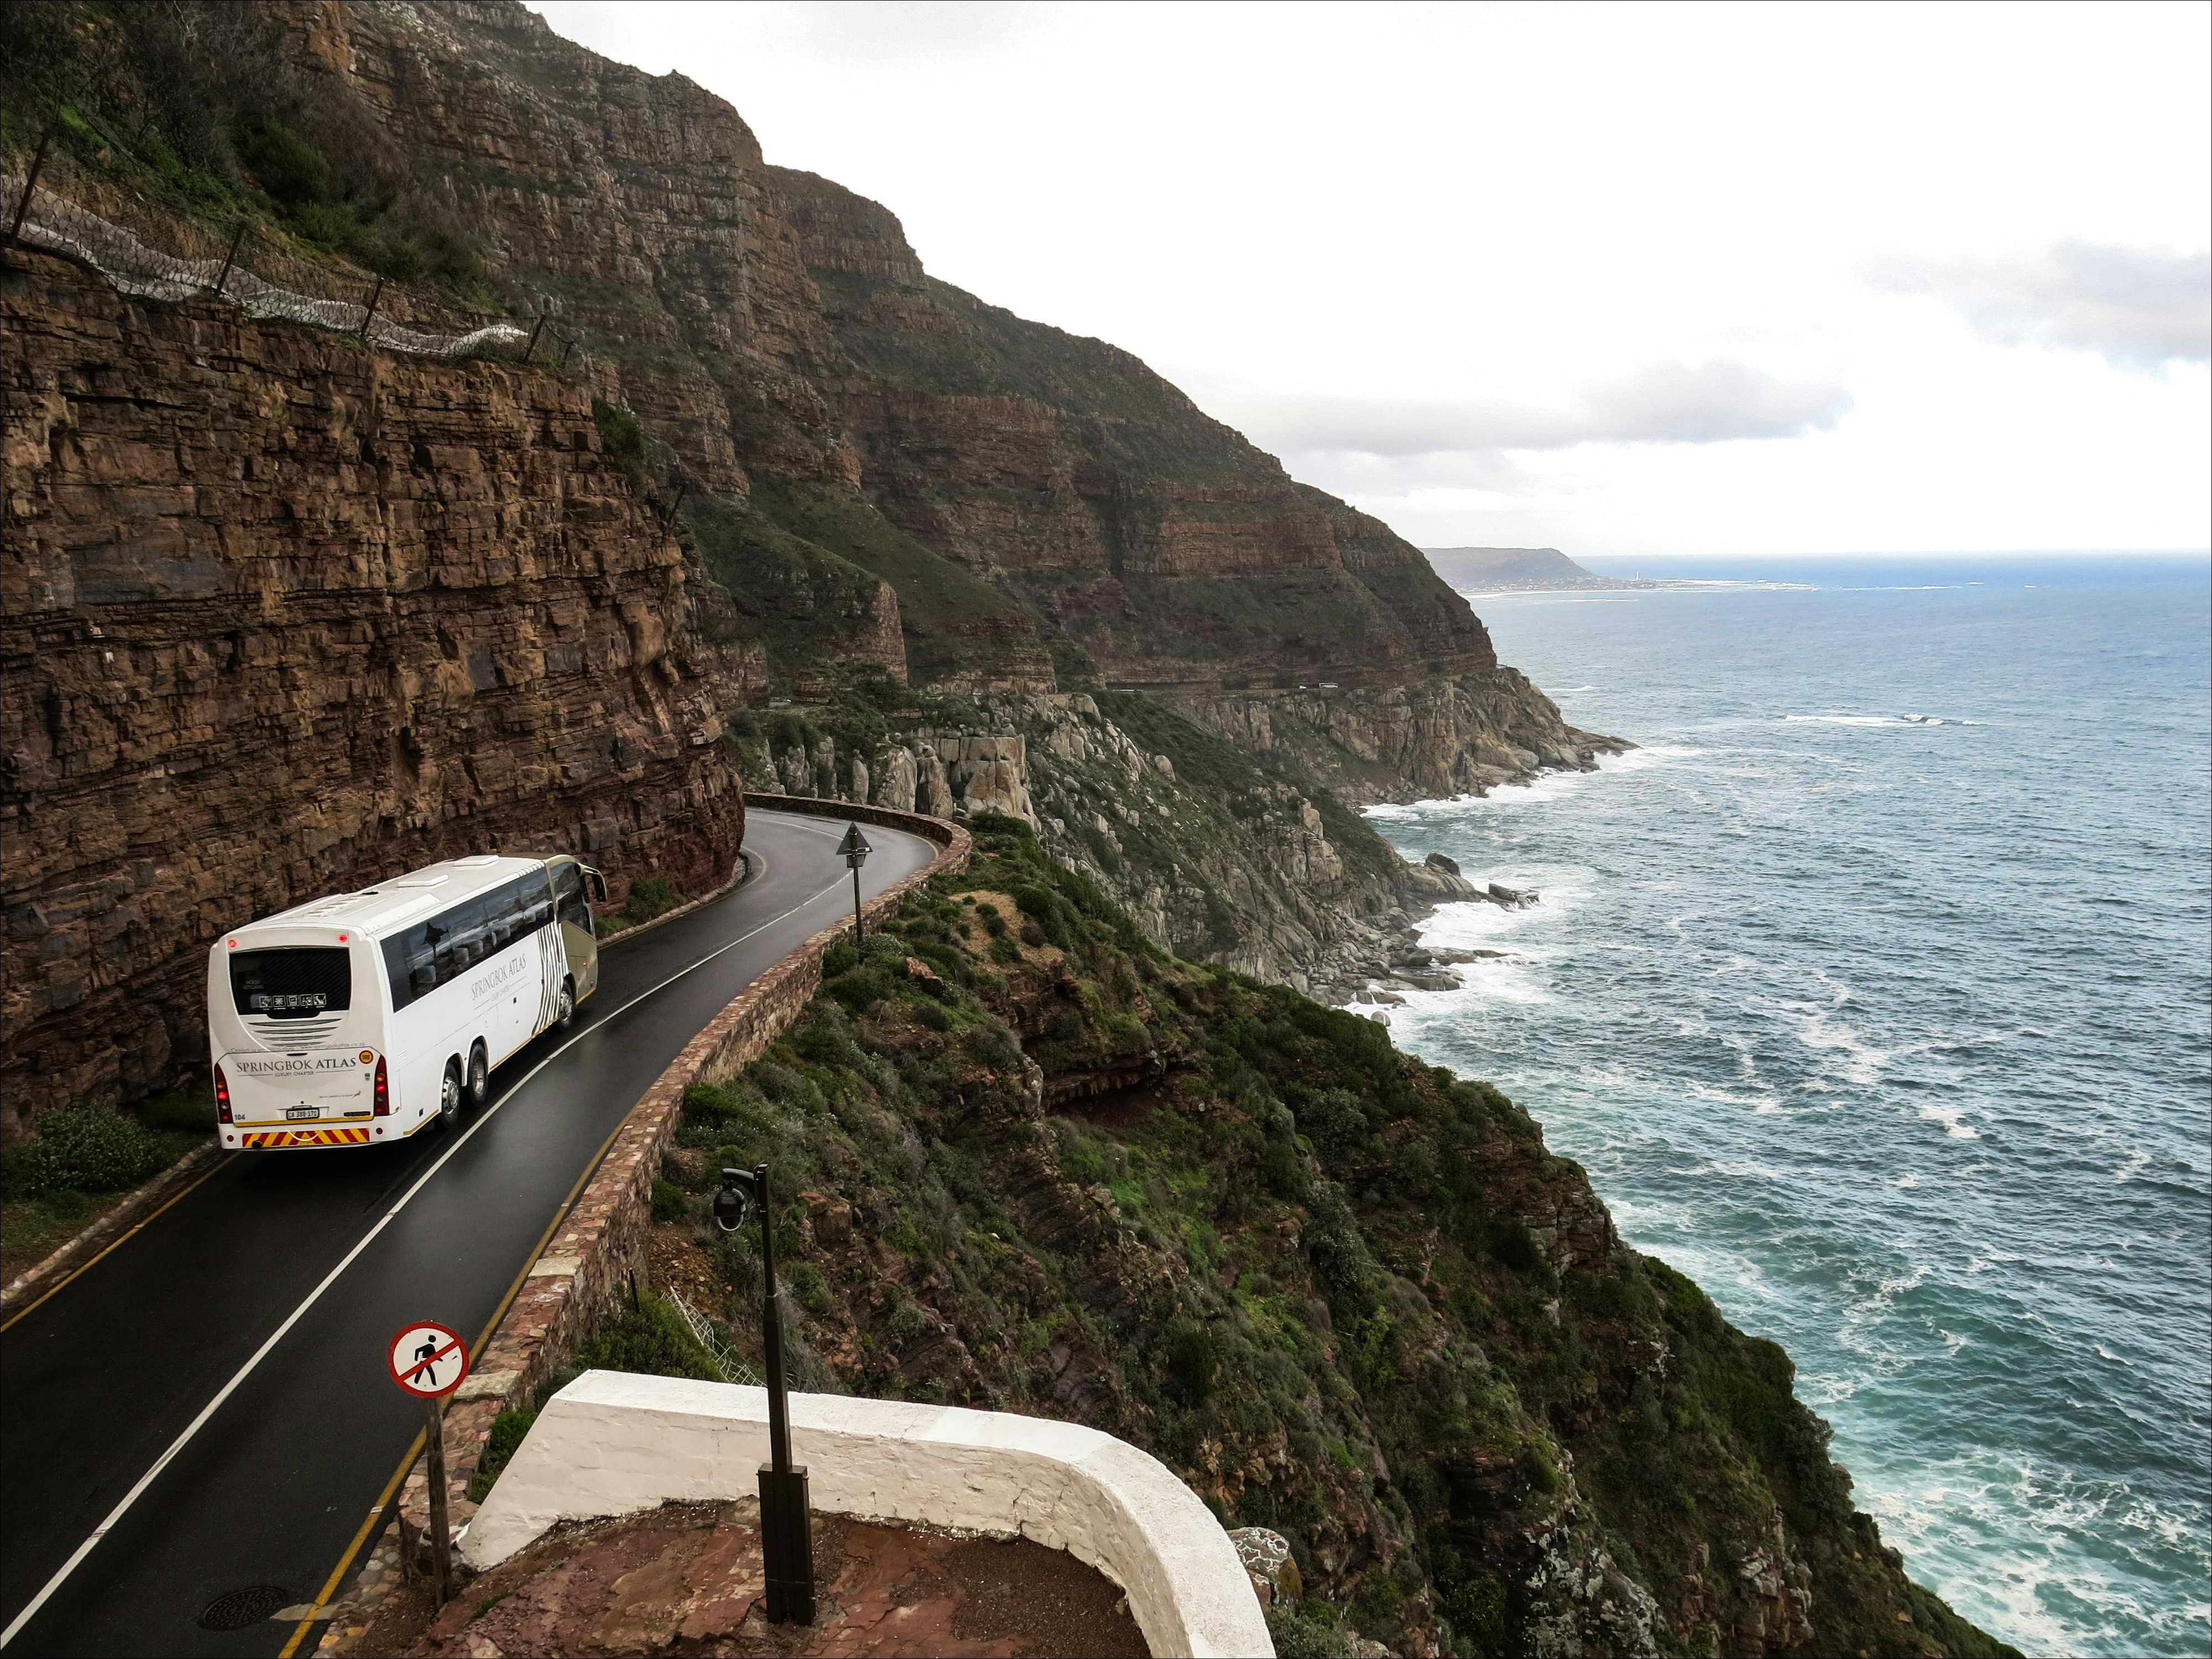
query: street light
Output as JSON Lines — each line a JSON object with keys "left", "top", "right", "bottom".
{"left": 836, "top": 822, "right": 872, "bottom": 944}
{"left": 713, "top": 1164, "right": 814, "bottom": 1624}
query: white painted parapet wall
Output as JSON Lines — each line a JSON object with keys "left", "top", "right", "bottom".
{"left": 462, "top": 1371, "right": 1273, "bottom": 1658}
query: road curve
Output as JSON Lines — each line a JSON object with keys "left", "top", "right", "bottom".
{"left": 0, "top": 810, "right": 939, "bottom": 1657}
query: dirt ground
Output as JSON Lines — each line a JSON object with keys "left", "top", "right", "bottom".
{"left": 346, "top": 1500, "right": 1149, "bottom": 1658}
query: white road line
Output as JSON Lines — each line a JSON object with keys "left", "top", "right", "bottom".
{"left": 0, "top": 839, "right": 924, "bottom": 1649}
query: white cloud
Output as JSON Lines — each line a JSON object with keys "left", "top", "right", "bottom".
{"left": 1187, "top": 361, "right": 1853, "bottom": 459}
{"left": 529, "top": 1, "right": 1049, "bottom": 72}
{"left": 1874, "top": 242, "right": 2210, "bottom": 374}
{"left": 740, "top": 2, "right": 1051, "bottom": 65}
{"left": 1576, "top": 361, "right": 1855, "bottom": 445}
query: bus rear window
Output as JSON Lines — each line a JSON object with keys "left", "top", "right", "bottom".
{"left": 230, "top": 948, "right": 352, "bottom": 1019}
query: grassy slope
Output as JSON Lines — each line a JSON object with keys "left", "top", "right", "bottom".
{"left": 743, "top": 476, "right": 1046, "bottom": 681}
{"left": 618, "top": 824, "right": 2011, "bottom": 1659}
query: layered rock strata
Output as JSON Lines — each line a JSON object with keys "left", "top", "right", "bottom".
{"left": 0, "top": 245, "right": 754, "bottom": 1129}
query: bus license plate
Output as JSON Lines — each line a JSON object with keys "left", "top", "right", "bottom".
{"left": 286, "top": 1105, "right": 318, "bottom": 1120}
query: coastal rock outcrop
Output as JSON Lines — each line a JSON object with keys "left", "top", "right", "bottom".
{"left": 731, "top": 689, "right": 1482, "bottom": 998}
{"left": 1168, "top": 670, "right": 1623, "bottom": 804}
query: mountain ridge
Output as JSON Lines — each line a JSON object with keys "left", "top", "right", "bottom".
{"left": 1423, "top": 546, "right": 1628, "bottom": 592}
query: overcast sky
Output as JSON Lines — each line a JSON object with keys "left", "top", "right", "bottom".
{"left": 526, "top": 1, "right": 2209, "bottom": 557}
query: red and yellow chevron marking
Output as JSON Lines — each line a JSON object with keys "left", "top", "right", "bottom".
{"left": 240, "top": 1127, "right": 374, "bottom": 1149}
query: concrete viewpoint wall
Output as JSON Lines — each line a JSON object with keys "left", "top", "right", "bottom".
{"left": 318, "top": 799, "right": 969, "bottom": 1653}
{"left": 464, "top": 1371, "right": 1275, "bottom": 1659}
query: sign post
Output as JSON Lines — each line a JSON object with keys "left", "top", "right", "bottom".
{"left": 837, "top": 822, "right": 872, "bottom": 945}
{"left": 387, "top": 1321, "right": 471, "bottom": 1607}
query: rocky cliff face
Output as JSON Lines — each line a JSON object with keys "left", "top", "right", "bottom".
{"left": 44, "top": 1, "right": 1581, "bottom": 739}
{"left": 0, "top": 245, "right": 753, "bottom": 1129}
{"left": 1169, "top": 669, "right": 1622, "bottom": 806}
{"left": 771, "top": 164, "right": 1498, "bottom": 689}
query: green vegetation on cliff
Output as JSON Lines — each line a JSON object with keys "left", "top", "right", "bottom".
{"left": 628, "top": 822, "right": 2011, "bottom": 1659}
{"left": 1, "top": 2, "right": 490, "bottom": 293}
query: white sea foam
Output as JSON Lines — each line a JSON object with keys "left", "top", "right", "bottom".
{"left": 1781, "top": 712, "right": 1972, "bottom": 727}
{"left": 1684, "top": 1081, "right": 1783, "bottom": 1114}
{"left": 1764, "top": 995, "right": 1890, "bottom": 1088}
{"left": 1917, "top": 1102, "right": 1983, "bottom": 1140}
{"left": 1602, "top": 742, "right": 1699, "bottom": 771}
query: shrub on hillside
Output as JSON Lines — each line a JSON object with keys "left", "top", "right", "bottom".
{"left": 616, "top": 876, "right": 682, "bottom": 928}
{"left": 3, "top": 1110, "right": 173, "bottom": 1200}
{"left": 649, "top": 1178, "right": 689, "bottom": 1224}
{"left": 574, "top": 1290, "right": 721, "bottom": 1383}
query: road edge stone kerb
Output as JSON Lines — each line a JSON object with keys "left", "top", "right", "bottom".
{"left": 314, "top": 799, "right": 968, "bottom": 1653}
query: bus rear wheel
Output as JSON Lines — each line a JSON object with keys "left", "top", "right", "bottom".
{"left": 467, "top": 1044, "right": 489, "bottom": 1108}
{"left": 555, "top": 979, "right": 575, "bottom": 1031}
{"left": 438, "top": 1061, "right": 463, "bottom": 1130}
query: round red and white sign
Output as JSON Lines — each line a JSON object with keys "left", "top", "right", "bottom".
{"left": 387, "top": 1321, "right": 470, "bottom": 1399}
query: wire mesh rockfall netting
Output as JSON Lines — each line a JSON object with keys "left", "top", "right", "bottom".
{"left": 3, "top": 153, "right": 528, "bottom": 360}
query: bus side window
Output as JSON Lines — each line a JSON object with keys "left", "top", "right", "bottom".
{"left": 502, "top": 874, "right": 545, "bottom": 943}
{"left": 433, "top": 905, "right": 474, "bottom": 980}
{"left": 519, "top": 873, "right": 554, "bottom": 936}
{"left": 555, "top": 865, "right": 591, "bottom": 936}
{"left": 385, "top": 923, "right": 437, "bottom": 1010}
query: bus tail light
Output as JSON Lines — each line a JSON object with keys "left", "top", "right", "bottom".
{"left": 214, "top": 1065, "right": 233, "bottom": 1125}
{"left": 373, "top": 1056, "right": 390, "bottom": 1116}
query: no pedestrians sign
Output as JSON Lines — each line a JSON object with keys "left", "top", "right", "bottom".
{"left": 387, "top": 1321, "right": 470, "bottom": 1399}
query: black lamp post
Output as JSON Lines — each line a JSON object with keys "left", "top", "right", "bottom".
{"left": 712, "top": 1164, "right": 814, "bottom": 1624}
{"left": 836, "top": 822, "right": 872, "bottom": 944}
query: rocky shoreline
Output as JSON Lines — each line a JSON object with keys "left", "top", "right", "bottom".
{"left": 726, "top": 678, "right": 1626, "bottom": 1007}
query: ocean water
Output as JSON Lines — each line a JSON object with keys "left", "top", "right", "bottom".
{"left": 1364, "top": 555, "right": 2211, "bottom": 1658}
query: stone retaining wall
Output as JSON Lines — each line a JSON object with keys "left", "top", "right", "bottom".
{"left": 314, "top": 800, "right": 969, "bottom": 1653}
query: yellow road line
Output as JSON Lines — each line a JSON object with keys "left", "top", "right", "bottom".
{"left": 0, "top": 1155, "right": 234, "bottom": 1335}
{"left": 276, "top": 1431, "right": 423, "bottom": 1659}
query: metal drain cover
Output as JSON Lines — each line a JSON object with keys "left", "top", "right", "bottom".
{"left": 197, "top": 1584, "right": 291, "bottom": 1631}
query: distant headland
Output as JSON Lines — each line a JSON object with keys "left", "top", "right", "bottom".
{"left": 1423, "top": 545, "right": 1688, "bottom": 592}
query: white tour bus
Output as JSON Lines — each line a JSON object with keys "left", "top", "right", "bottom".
{"left": 207, "top": 853, "right": 607, "bottom": 1150}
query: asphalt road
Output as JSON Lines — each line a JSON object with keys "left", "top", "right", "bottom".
{"left": 0, "top": 810, "right": 937, "bottom": 1657}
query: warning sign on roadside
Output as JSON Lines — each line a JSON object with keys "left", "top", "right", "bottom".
{"left": 387, "top": 1321, "right": 470, "bottom": 1399}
